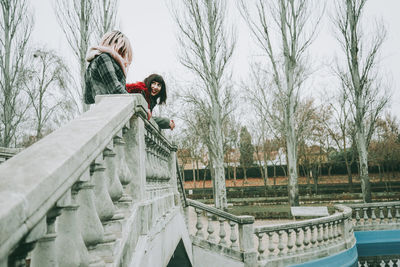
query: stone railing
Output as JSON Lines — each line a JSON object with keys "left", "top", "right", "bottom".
{"left": 0, "top": 94, "right": 178, "bottom": 267}
{"left": 0, "top": 147, "right": 23, "bottom": 164}
{"left": 347, "top": 201, "right": 400, "bottom": 231}
{"left": 253, "top": 204, "right": 355, "bottom": 267}
{"left": 186, "top": 199, "right": 257, "bottom": 266}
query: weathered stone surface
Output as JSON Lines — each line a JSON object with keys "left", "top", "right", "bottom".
{"left": 0, "top": 95, "right": 140, "bottom": 260}
{"left": 290, "top": 206, "right": 329, "bottom": 217}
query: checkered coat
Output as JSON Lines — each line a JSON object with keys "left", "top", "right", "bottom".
{"left": 84, "top": 52, "right": 127, "bottom": 104}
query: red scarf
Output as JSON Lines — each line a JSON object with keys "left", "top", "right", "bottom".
{"left": 126, "top": 82, "right": 151, "bottom": 109}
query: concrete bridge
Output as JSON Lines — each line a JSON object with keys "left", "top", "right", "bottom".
{"left": 0, "top": 94, "right": 399, "bottom": 267}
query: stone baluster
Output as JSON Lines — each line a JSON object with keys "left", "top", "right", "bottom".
{"left": 10, "top": 217, "right": 48, "bottom": 266}
{"left": 287, "top": 229, "right": 295, "bottom": 255}
{"left": 72, "top": 177, "right": 105, "bottom": 266}
{"left": 229, "top": 221, "right": 239, "bottom": 250}
{"left": 31, "top": 208, "right": 61, "bottom": 267}
{"left": 268, "top": 232, "right": 276, "bottom": 257}
{"left": 323, "top": 223, "right": 329, "bottom": 246}
{"left": 144, "top": 133, "right": 151, "bottom": 180}
{"left": 379, "top": 207, "right": 385, "bottom": 224}
{"left": 395, "top": 206, "right": 400, "bottom": 223}
{"left": 355, "top": 208, "right": 361, "bottom": 225}
{"left": 295, "top": 228, "right": 302, "bottom": 252}
{"left": 55, "top": 190, "right": 89, "bottom": 267}
{"left": 195, "top": 209, "right": 204, "bottom": 238}
{"left": 366, "top": 259, "right": 374, "bottom": 267}
{"left": 91, "top": 159, "right": 115, "bottom": 222}
{"left": 328, "top": 222, "right": 334, "bottom": 243}
{"left": 73, "top": 181, "right": 104, "bottom": 247}
{"left": 333, "top": 221, "right": 339, "bottom": 243}
{"left": 256, "top": 233, "right": 265, "bottom": 260}
{"left": 363, "top": 208, "right": 369, "bottom": 225}
{"left": 339, "top": 220, "right": 344, "bottom": 240}
{"left": 277, "top": 230, "right": 285, "bottom": 257}
{"left": 124, "top": 115, "right": 146, "bottom": 201}
{"left": 310, "top": 225, "right": 318, "bottom": 249}
{"left": 317, "top": 224, "right": 324, "bottom": 247}
{"left": 387, "top": 206, "right": 393, "bottom": 224}
{"left": 218, "top": 218, "right": 227, "bottom": 246}
{"left": 303, "top": 226, "right": 310, "bottom": 250}
{"left": 114, "top": 134, "right": 132, "bottom": 187}
{"left": 103, "top": 147, "right": 123, "bottom": 202}
{"left": 371, "top": 207, "right": 377, "bottom": 225}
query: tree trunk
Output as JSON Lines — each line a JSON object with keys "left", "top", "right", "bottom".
{"left": 286, "top": 113, "right": 299, "bottom": 206}
{"left": 345, "top": 160, "right": 353, "bottom": 193}
{"left": 192, "top": 160, "right": 196, "bottom": 188}
{"left": 312, "top": 167, "right": 318, "bottom": 195}
{"left": 243, "top": 167, "right": 248, "bottom": 185}
{"left": 196, "top": 158, "right": 200, "bottom": 183}
{"left": 233, "top": 163, "right": 237, "bottom": 186}
{"left": 356, "top": 132, "right": 372, "bottom": 203}
{"left": 80, "top": 0, "right": 89, "bottom": 112}
{"left": 2, "top": 5, "right": 12, "bottom": 147}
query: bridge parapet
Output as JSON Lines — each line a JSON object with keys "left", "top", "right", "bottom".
{"left": 347, "top": 201, "right": 400, "bottom": 231}
{"left": 253, "top": 204, "right": 355, "bottom": 266}
{"left": 186, "top": 199, "right": 356, "bottom": 267}
{"left": 187, "top": 198, "right": 257, "bottom": 267}
{"left": 0, "top": 94, "right": 179, "bottom": 267}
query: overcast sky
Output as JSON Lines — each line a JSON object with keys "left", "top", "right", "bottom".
{"left": 30, "top": 0, "right": 400, "bottom": 117}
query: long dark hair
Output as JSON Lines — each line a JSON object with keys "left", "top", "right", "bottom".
{"left": 144, "top": 74, "right": 167, "bottom": 104}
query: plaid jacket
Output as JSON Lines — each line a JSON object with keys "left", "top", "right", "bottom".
{"left": 84, "top": 53, "right": 126, "bottom": 104}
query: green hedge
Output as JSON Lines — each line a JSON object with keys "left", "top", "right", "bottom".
{"left": 181, "top": 161, "right": 400, "bottom": 181}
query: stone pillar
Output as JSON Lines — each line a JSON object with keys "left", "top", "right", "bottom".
{"left": 238, "top": 222, "right": 257, "bottom": 267}
{"left": 124, "top": 115, "right": 147, "bottom": 201}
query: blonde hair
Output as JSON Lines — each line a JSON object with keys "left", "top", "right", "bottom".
{"left": 100, "top": 30, "right": 133, "bottom": 66}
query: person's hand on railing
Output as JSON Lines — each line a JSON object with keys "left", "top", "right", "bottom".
{"left": 169, "top": 120, "right": 175, "bottom": 130}
{"left": 147, "top": 110, "right": 152, "bottom": 120}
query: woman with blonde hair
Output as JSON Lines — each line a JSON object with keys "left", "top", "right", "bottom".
{"left": 84, "top": 30, "right": 133, "bottom": 104}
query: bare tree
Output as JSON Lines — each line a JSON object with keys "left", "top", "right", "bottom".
{"left": 239, "top": 126, "right": 254, "bottom": 184}
{"left": 238, "top": 0, "right": 322, "bottom": 206}
{"left": 24, "top": 48, "right": 73, "bottom": 139}
{"left": 322, "top": 89, "right": 356, "bottom": 192}
{"left": 171, "top": 0, "right": 235, "bottom": 209}
{"left": 93, "top": 0, "right": 119, "bottom": 41}
{"left": 54, "top": 0, "right": 95, "bottom": 112}
{"left": 333, "top": 0, "right": 389, "bottom": 202}
{"left": 0, "top": 0, "right": 32, "bottom": 147}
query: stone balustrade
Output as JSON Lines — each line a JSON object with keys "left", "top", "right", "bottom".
{"left": 0, "top": 94, "right": 178, "bottom": 267}
{"left": 0, "top": 147, "right": 23, "bottom": 164}
{"left": 186, "top": 199, "right": 254, "bottom": 258}
{"left": 347, "top": 201, "right": 400, "bottom": 231}
{"left": 253, "top": 204, "right": 355, "bottom": 266}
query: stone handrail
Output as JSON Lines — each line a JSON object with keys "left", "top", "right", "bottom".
{"left": 346, "top": 201, "right": 400, "bottom": 231}
{"left": 186, "top": 199, "right": 256, "bottom": 266}
{"left": 187, "top": 199, "right": 254, "bottom": 224}
{"left": 0, "top": 94, "right": 178, "bottom": 266}
{"left": 253, "top": 204, "right": 355, "bottom": 267}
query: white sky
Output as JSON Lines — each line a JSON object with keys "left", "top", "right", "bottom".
{"left": 30, "top": 0, "right": 400, "bottom": 117}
